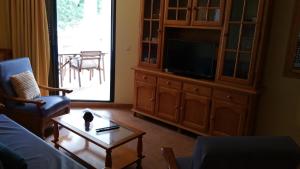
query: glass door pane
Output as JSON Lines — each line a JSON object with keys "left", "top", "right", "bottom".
{"left": 57, "top": 0, "right": 113, "bottom": 101}
{"left": 220, "top": 0, "right": 260, "bottom": 83}
{"left": 192, "top": 0, "right": 223, "bottom": 26}
{"left": 140, "top": 0, "right": 162, "bottom": 67}
{"left": 166, "top": 0, "right": 190, "bottom": 24}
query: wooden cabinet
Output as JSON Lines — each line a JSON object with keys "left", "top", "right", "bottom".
{"left": 156, "top": 78, "right": 181, "bottom": 122}
{"left": 139, "top": 0, "right": 164, "bottom": 68}
{"left": 134, "top": 72, "right": 156, "bottom": 115}
{"left": 180, "top": 93, "right": 210, "bottom": 132}
{"left": 217, "top": 0, "right": 265, "bottom": 85}
{"left": 210, "top": 99, "right": 246, "bottom": 136}
{"left": 164, "top": 0, "right": 225, "bottom": 26}
{"left": 133, "top": 0, "right": 271, "bottom": 136}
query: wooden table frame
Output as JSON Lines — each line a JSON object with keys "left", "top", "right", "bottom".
{"left": 52, "top": 115, "right": 146, "bottom": 169}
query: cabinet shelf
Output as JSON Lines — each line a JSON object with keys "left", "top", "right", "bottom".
{"left": 228, "top": 21, "right": 257, "bottom": 24}
{"left": 142, "top": 40, "right": 159, "bottom": 44}
{"left": 164, "top": 25, "right": 223, "bottom": 30}
{"left": 144, "top": 18, "right": 160, "bottom": 21}
{"left": 224, "top": 49, "right": 252, "bottom": 54}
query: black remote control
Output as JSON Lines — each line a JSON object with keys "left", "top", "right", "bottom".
{"left": 96, "top": 125, "right": 120, "bottom": 132}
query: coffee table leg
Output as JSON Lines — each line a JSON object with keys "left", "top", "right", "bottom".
{"left": 105, "top": 149, "right": 112, "bottom": 168}
{"left": 53, "top": 122, "right": 59, "bottom": 149}
{"left": 136, "top": 136, "right": 143, "bottom": 169}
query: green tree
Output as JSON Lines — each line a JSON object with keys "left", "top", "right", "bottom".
{"left": 57, "top": 0, "right": 84, "bottom": 30}
{"left": 97, "top": 0, "right": 103, "bottom": 14}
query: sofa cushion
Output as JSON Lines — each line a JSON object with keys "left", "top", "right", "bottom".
{"left": 176, "top": 157, "right": 192, "bottom": 169}
{"left": 0, "top": 142, "right": 27, "bottom": 169}
{"left": 10, "top": 71, "right": 41, "bottom": 100}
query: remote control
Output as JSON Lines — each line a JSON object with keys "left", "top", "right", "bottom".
{"left": 96, "top": 125, "right": 120, "bottom": 132}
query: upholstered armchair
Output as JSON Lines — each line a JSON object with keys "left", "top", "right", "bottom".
{"left": 0, "top": 57, "right": 72, "bottom": 138}
{"left": 162, "top": 136, "right": 300, "bottom": 169}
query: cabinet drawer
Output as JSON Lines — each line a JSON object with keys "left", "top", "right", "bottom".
{"left": 183, "top": 83, "right": 211, "bottom": 97}
{"left": 135, "top": 72, "right": 156, "bottom": 85}
{"left": 158, "top": 78, "right": 181, "bottom": 89}
{"left": 213, "top": 89, "right": 248, "bottom": 105}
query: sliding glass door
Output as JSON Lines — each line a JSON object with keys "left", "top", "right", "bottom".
{"left": 47, "top": 0, "right": 115, "bottom": 102}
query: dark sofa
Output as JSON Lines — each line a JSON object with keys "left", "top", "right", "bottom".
{"left": 0, "top": 114, "right": 86, "bottom": 169}
{"left": 163, "top": 136, "right": 300, "bottom": 169}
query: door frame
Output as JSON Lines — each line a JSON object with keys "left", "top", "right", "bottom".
{"left": 46, "top": 0, "right": 116, "bottom": 102}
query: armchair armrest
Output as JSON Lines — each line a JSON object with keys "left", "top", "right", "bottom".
{"left": 161, "top": 147, "right": 179, "bottom": 169}
{"left": 38, "top": 85, "right": 72, "bottom": 96}
{"left": 0, "top": 92, "right": 46, "bottom": 107}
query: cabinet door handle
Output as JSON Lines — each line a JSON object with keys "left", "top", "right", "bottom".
{"left": 143, "top": 75, "right": 147, "bottom": 80}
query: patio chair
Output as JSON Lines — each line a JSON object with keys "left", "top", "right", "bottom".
{"left": 161, "top": 136, "right": 300, "bottom": 169}
{"left": 0, "top": 57, "right": 72, "bottom": 138}
{"left": 70, "top": 51, "right": 105, "bottom": 87}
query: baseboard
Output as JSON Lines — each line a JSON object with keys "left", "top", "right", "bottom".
{"left": 70, "top": 102, "right": 133, "bottom": 109}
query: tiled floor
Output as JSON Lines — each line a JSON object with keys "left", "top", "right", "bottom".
{"left": 47, "top": 108, "right": 196, "bottom": 169}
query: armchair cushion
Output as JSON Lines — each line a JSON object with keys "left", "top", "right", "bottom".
{"left": 8, "top": 96, "right": 70, "bottom": 117}
{"left": 10, "top": 71, "right": 41, "bottom": 100}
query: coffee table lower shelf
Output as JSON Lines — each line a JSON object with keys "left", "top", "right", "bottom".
{"left": 53, "top": 131, "right": 144, "bottom": 169}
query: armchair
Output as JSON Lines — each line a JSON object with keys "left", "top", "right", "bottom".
{"left": 162, "top": 136, "right": 300, "bottom": 169}
{"left": 0, "top": 57, "right": 72, "bottom": 138}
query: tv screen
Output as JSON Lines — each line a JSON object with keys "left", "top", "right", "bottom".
{"left": 164, "top": 39, "right": 217, "bottom": 79}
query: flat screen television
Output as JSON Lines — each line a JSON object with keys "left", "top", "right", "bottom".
{"left": 164, "top": 39, "right": 217, "bottom": 79}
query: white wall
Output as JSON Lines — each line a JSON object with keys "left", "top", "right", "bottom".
{"left": 114, "top": 0, "right": 140, "bottom": 103}
{"left": 255, "top": 0, "right": 300, "bottom": 144}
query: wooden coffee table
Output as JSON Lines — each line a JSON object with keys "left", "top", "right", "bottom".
{"left": 52, "top": 110, "right": 146, "bottom": 169}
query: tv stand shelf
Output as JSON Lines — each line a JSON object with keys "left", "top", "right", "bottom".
{"left": 134, "top": 0, "right": 271, "bottom": 136}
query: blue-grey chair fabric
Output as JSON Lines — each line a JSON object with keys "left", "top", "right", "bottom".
{"left": 10, "top": 96, "right": 70, "bottom": 117}
{"left": 176, "top": 136, "right": 300, "bottom": 169}
{"left": 0, "top": 58, "right": 70, "bottom": 117}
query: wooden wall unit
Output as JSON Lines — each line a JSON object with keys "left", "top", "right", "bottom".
{"left": 133, "top": 0, "right": 271, "bottom": 136}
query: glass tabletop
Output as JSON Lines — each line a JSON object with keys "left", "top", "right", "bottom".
{"left": 53, "top": 110, "right": 141, "bottom": 148}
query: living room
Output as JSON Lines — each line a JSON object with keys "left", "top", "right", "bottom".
{"left": 1, "top": 0, "right": 300, "bottom": 169}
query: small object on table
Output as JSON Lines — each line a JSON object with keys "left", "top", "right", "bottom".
{"left": 96, "top": 125, "right": 120, "bottom": 132}
{"left": 83, "top": 110, "right": 94, "bottom": 131}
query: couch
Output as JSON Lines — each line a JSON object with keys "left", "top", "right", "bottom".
{"left": 162, "top": 136, "right": 300, "bottom": 169}
{"left": 0, "top": 114, "right": 86, "bottom": 169}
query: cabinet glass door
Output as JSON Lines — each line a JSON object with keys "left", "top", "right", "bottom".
{"left": 219, "top": 0, "right": 261, "bottom": 84}
{"left": 164, "top": 0, "right": 192, "bottom": 25}
{"left": 140, "top": 0, "right": 163, "bottom": 67}
{"left": 191, "top": 0, "right": 225, "bottom": 26}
